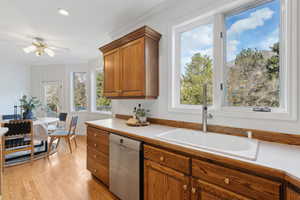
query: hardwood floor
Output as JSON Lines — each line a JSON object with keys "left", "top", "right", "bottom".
{"left": 3, "top": 136, "right": 117, "bottom": 200}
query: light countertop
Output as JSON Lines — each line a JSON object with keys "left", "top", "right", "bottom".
{"left": 86, "top": 118, "right": 300, "bottom": 181}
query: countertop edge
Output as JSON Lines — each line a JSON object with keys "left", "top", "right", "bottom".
{"left": 85, "top": 121, "right": 300, "bottom": 188}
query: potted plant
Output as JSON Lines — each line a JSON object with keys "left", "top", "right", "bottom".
{"left": 19, "top": 95, "right": 41, "bottom": 119}
{"left": 135, "top": 104, "right": 150, "bottom": 123}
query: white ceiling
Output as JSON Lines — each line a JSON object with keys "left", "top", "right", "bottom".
{"left": 0, "top": 0, "right": 167, "bottom": 65}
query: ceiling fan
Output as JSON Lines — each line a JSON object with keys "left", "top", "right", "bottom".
{"left": 0, "top": 32, "right": 70, "bottom": 58}
{"left": 23, "top": 37, "right": 59, "bottom": 57}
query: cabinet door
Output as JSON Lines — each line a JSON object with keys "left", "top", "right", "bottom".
{"left": 286, "top": 187, "right": 300, "bottom": 200}
{"left": 191, "top": 179, "right": 252, "bottom": 200}
{"left": 144, "top": 160, "right": 190, "bottom": 200}
{"left": 120, "top": 37, "right": 145, "bottom": 97}
{"left": 103, "top": 48, "right": 121, "bottom": 97}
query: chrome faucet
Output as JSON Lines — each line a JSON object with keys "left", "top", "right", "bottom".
{"left": 202, "top": 84, "right": 212, "bottom": 133}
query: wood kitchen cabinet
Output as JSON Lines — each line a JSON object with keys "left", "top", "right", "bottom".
{"left": 191, "top": 179, "right": 251, "bottom": 200}
{"left": 144, "top": 160, "right": 190, "bottom": 200}
{"left": 103, "top": 48, "right": 121, "bottom": 97}
{"left": 100, "top": 26, "right": 161, "bottom": 99}
{"left": 286, "top": 187, "right": 300, "bottom": 200}
{"left": 86, "top": 127, "right": 109, "bottom": 186}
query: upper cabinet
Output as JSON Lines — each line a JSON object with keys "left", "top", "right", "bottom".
{"left": 99, "top": 26, "right": 161, "bottom": 99}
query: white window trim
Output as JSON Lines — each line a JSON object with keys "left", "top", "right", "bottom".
{"left": 168, "top": 0, "right": 298, "bottom": 120}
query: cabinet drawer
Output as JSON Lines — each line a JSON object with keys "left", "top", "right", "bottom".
{"left": 87, "top": 127, "right": 109, "bottom": 155}
{"left": 144, "top": 145, "right": 190, "bottom": 174}
{"left": 192, "top": 159, "right": 281, "bottom": 200}
{"left": 87, "top": 155, "right": 109, "bottom": 186}
{"left": 87, "top": 146, "right": 109, "bottom": 167}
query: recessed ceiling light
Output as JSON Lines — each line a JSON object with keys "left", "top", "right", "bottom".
{"left": 58, "top": 8, "right": 69, "bottom": 16}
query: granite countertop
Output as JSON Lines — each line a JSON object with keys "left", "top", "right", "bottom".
{"left": 0, "top": 128, "right": 8, "bottom": 136}
{"left": 86, "top": 118, "right": 300, "bottom": 182}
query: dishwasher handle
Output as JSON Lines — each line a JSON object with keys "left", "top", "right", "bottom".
{"left": 110, "top": 134, "right": 141, "bottom": 151}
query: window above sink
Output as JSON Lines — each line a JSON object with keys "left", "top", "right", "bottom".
{"left": 169, "top": 0, "right": 298, "bottom": 121}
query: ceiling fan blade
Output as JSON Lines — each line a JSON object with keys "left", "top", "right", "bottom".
{"left": 45, "top": 48, "right": 55, "bottom": 57}
{"left": 23, "top": 45, "right": 37, "bottom": 53}
{"left": 48, "top": 45, "right": 70, "bottom": 52}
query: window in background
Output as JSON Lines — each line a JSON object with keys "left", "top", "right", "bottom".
{"left": 95, "top": 70, "right": 111, "bottom": 112}
{"left": 180, "top": 22, "right": 214, "bottom": 105}
{"left": 43, "top": 81, "right": 62, "bottom": 114}
{"left": 224, "top": 0, "right": 281, "bottom": 108}
{"left": 73, "top": 72, "right": 88, "bottom": 111}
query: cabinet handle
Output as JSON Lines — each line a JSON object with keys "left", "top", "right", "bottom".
{"left": 224, "top": 178, "right": 230, "bottom": 184}
{"left": 160, "top": 156, "right": 164, "bottom": 162}
{"left": 191, "top": 188, "right": 196, "bottom": 194}
{"left": 183, "top": 185, "right": 188, "bottom": 191}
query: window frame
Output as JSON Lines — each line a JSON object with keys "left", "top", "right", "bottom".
{"left": 71, "top": 72, "right": 88, "bottom": 112}
{"left": 169, "top": 0, "right": 298, "bottom": 120}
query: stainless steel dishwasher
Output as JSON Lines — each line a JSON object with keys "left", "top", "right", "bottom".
{"left": 109, "top": 134, "right": 142, "bottom": 200}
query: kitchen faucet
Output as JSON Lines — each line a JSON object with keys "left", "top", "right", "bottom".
{"left": 202, "top": 84, "right": 212, "bottom": 133}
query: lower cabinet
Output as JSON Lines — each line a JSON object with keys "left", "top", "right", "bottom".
{"left": 191, "top": 178, "right": 251, "bottom": 200}
{"left": 144, "top": 160, "right": 190, "bottom": 200}
{"left": 144, "top": 144, "right": 283, "bottom": 200}
{"left": 86, "top": 127, "right": 109, "bottom": 186}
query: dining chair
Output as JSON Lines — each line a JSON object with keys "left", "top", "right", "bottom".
{"left": 2, "top": 120, "right": 34, "bottom": 167}
{"left": 48, "top": 116, "right": 78, "bottom": 155}
{"left": 47, "top": 112, "right": 68, "bottom": 132}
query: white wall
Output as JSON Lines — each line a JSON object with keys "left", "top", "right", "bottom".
{"left": 31, "top": 60, "right": 112, "bottom": 135}
{"left": 0, "top": 62, "right": 30, "bottom": 114}
{"left": 110, "top": 0, "right": 300, "bottom": 134}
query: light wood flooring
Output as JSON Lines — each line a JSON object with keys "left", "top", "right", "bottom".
{"left": 3, "top": 136, "right": 117, "bottom": 200}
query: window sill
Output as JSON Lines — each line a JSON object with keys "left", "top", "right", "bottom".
{"left": 89, "top": 111, "right": 112, "bottom": 115}
{"left": 168, "top": 106, "right": 297, "bottom": 121}
{"left": 215, "top": 108, "right": 297, "bottom": 121}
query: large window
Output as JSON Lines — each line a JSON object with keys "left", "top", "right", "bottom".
{"left": 224, "top": 0, "right": 280, "bottom": 108}
{"left": 171, "top": 0, "right": 297, "bottom": 119}
{"left": 73, "top": 72, "right": 88, "bottom": 111}
{"left": 95, "top": 70, "right": 111, "bottom": 112}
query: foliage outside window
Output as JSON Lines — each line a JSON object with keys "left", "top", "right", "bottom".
{"left": 95, "top": 70, "right": 111, "bottom": 112}
{"left": 73, "top": 72, "right": 88, "bottom": 111}
{"left": 176, "top": 0, "right": 282, "bottom": 111}
{"left": 224, "top": 0, "right": 280, "bottom": 108}
{"left": 180, "top": 23, "right": 213, "bottom": 105}
{"left": 44, "top": 83, "right": 61, "bottom": 113}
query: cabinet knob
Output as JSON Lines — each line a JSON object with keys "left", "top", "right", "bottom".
{"left": 160, "top": 156, "right": 164, "bottom": 162}
{"left": 191, "top": 188, "right": 196, "bottom": 194}
{"left": 183, "top": 185, "right": 188, "bottom": 191}
{"left": 94, "top": 155, "right": 97, "bottom": 159}
{"left": 94, "top": 144, "right": 97, "bottom": 147}
{"left": 93, "top": 169, "right": 97, "bottom": 173}
{"left": 94, "top": 133, "right": 97, "bottom": 137}
{"left": 224, "top": 178, "right": 230, "bottom": 184}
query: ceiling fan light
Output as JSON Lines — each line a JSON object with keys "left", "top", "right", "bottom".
{"left": 23, "top": 45, "right": 36, "bottom": 53}
{"left": 58, "top": 8, "right": 69, "bottom": 16}
{"left": 35, "top": 51, "right": 42, "bottom": 56}
{"left": 45, "top": 48, "right": 55, "bottom": 57}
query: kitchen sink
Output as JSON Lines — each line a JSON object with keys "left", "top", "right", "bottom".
{"left": 157, "top": 129, "right": 259, "bottom": 160}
